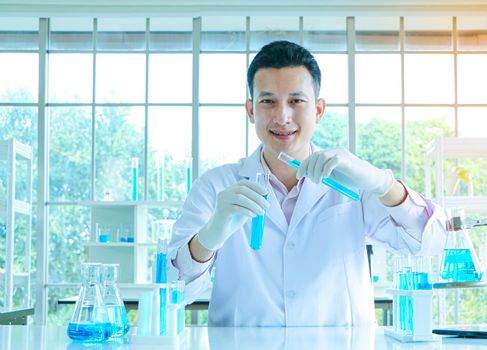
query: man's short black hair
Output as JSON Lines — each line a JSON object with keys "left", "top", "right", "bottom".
{"left": 247, "top": 40, "right": 321, "bottom": 100}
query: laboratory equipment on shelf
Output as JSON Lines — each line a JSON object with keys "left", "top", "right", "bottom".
{"left": 131, "top": 157, "right": 139, "bottom": 201}
{"left": 67, "top": 263, "right": 112, "bottom": 343}
{"left": 250, "top": 172, "right": 270, "bottom": 250}
{"left": 276, "top": 152, "right": 359, "bottom": 201}
{"left": 185, "top": 157, "right": 192, "bottom": 194}
{"left": 385, "top": 255, "right": 434, "bottom": 342}
{"left": 101, "top": 264, "right": 130, "bottom": 338}
{"left": 440, "top": 208, "right": 485, "bottom": 283}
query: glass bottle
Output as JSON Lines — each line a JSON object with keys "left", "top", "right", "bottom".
{"left": 440, "top": 208, "right": 484, "bottom": 282}
{"left": 155, "top": 238, "right": 169, "bottom": 335}
{"left": 102, "top": 264, "right": 130, "bottom": 338}
{"left": 67, "top": 263, "right": 112, "bottom": 342}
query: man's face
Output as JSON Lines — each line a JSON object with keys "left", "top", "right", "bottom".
{"left": 246, "top": 66, "right": 325, "bottom": 161}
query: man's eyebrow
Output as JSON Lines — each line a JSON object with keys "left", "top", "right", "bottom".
{"left": 289, "top": 91, "right": 307, "bottom": 97}
{"left": 257, "top": 91, "right": 274, "bottom": 98}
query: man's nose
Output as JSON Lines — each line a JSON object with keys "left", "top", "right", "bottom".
{"left": 274, "top": 102, "right": 292, "bottom": 124}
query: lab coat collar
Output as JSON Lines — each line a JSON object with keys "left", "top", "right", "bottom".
{"left": 238, "top": 145, "right": 288, "bottom": 233}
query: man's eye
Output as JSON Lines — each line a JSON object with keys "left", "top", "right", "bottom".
{"left": 259, "top": 99, "right": 273, "bottom": 104}
{"left": 291, "top": 99, "right": 305, "bottom": 104}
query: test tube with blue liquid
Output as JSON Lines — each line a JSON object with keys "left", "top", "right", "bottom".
{"left": 131, "top": 157, "right": 138, "bottom": 201}
{"left": 250, "top": 173, "right": 270, "bottom": 250}
{"left": 155, "top": 238, "right": 168, "bottom": 335}
{"left": 157, "top": 157, "right": 165, "bottom": 201}
{"left": 169, "top": 280, "right": 185, "bottom": 335}
{"left": 185, "top": 157, "right": 192, "bottom": 194}
{"left": 277, "top": 152, "right": 359, "bottom": 201}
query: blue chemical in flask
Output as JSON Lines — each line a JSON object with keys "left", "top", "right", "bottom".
{"left": 102, "top": 264, "right": 130, "bottom": 338}
{"left": 250, "top": 172, "right": 270, "bottom": 250}
{"left": 440, "top": 209, "right": 484, "bottom": 283}
{"left": 67, "top": 263, "right": 112, "bottom": 343}
{"left": 131, "top": 157, "right": 138, "bottom": 201}
{"left": 155, "top": 238, "right": 169, "bottom": 335}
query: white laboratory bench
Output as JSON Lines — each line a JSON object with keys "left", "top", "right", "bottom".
{"left": 1, "top": 325, "right": 487, "bottom": 350}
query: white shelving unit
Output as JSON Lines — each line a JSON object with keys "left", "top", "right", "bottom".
{"left": 82, "top": 201, "right": 180, "bottom": 298}
{"left": 0, "top": 139, "right": 32, "bottom": 310}
{"left": 424, "top": 136, "right": 487, "bottom": 212}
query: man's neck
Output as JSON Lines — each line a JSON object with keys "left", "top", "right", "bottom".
{"left": 262, "top": 146, "right": 311, "bottom": 192}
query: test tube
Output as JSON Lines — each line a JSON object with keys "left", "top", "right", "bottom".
{"left": 250, "top": 173, "right": 270, "bottom": 250}
{"left": 157, "top": 157, "right": 165, "bottom": 201}
{"left": 155, "top": 239, "right": 168, "bottom": 335}
{"left": 131, "top": 157, "right": 139, "bottom": 201}
{"left": 168, "top": 280, "right": 185, "bottom": 335}
{"left": 277, "top": 152, "right": 359, "bottom": 201}
{"left": 185, "top": 157, "right": 192, "bottom": 194}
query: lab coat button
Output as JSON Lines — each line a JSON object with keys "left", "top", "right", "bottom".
{"left": 286, "top": 290, "right": 296, "bottom": 298}
{"left": 287, "top": 242, "right": 295, "bottom": 250}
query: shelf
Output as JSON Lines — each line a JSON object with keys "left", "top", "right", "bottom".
{"left": 78, "top": 200, "right": 184, "bottom": 208}
{"left": 433, "top": 281, "right": 487, "bottom": 289}
{"left": 442, "top": 197, "right": 487, "bottom": 212}
{"left": 85, "top": 242, "right": 135, "bottom": 247}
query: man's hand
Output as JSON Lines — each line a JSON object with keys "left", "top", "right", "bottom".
{"left": 196, "top": 180, "right": 269, "bottom": 251}
{"left": 296, "top": 148, "right": 395, "bottom": 197}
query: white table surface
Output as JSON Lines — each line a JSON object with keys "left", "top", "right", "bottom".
{"left": 1, "top": 325, "right": 487, "bottom": 350}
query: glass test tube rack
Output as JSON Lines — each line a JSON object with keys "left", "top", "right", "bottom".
{"left": 131, "top": 283, "right": 186, "bottom": 346}
{"left": 384, "top": 288, "right": 435, "bottom": 342}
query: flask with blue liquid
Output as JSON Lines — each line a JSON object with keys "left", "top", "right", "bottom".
{"left": 102, "top": 264, "right": 130, "bottom": 338}
{"left": 440, "top": 208, "right": 484, "bottom": 283}
{"left": 67, "top": 263, "right": 112, "bottom": 342}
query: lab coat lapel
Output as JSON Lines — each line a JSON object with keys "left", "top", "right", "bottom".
{"left": 288, "top": 178, "right": 329, "bottom": 236}
{"left": 238, "top": 146, "right": 288, "bottom": 233}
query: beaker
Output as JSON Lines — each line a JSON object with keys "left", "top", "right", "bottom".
{"left": 102, "top": 264, "right": 130, "bottom": 338}
{"left": 440, "top": 208, "right": 484, "bottom": 282}
{"left": 67, "top": 263, "right": 112, "bottom": 342}
{"left": 250, "top": 173, "right": 270, "bottom": 250}
{"left": 131, "top": 157, "right": 138, "bottom": 201}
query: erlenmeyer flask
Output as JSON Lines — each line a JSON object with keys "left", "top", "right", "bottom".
{"left": 102, "top": 264, "right": 130, "bottom": 338}
{"left": 440, "top": 208, "right": 484, "bottom": 282}
{"left": 67, "top": 263, "right": 112, "bottom": 342}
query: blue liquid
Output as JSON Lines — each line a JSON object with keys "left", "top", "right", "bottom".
{"left": 250, "top": 194, "right": 268, "bottom": 250}
{"left": 106, "top": 305, "right": 130, "bottom": 338}
{"left": 286, "top": 159, "right": 359, "bottom": 201}
{"left": 98, "top": 234, "right": 110, "bottom": 243}
{"left": 413, "top": 272, "right": 431, "bottom": 290}
{"left": 171, "top": 290, "right": 184, "bottom": 334}
{"left": 440, "top": 249, "right": 483, "bottom": 282}
{"left": 155, "top": 252, "right": 167, "bottom": 283}
{"left": 186, "top": 167, "right": 192, "bottom": 193}
{"left": 250, "top": 215, "right": 265, "bottom": 250}
{"left": 67, "top": 322, "right": 112, "bottom": 342}
{"left": 156, "top": 253, "right": 167, "bottom": 335}
{"left": 132, "top": 167, "right": 137, "bottom": 201}
{"left": 399, "top": 271, "right": 414, "bottom": 335}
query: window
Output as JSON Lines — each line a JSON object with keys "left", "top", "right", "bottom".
{"left": 2, "top": 15, "right": 486, "bottom": 326}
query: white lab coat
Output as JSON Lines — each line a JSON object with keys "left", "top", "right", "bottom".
{"left": 168, "top": 145, "right": 446, "bottom": 327}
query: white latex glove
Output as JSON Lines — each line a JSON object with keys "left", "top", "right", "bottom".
{"left": 296, "top": 148, "right": 395, "bottom": 197}
{"left": 196, "top": 180, "right": 270, "bottom": 251}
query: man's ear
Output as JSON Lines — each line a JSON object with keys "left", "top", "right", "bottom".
{"left": 246, "top": 99, "right": 255, "bottom": 124}
{"left": 315, "top": 98, "right": 326, "bottom": 124}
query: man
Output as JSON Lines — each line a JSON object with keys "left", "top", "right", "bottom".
{"left": 167, "top": 40, "right": 446, "bottom": 326}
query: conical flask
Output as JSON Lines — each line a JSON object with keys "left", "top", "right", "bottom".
{"left": 67, "top": 263, "right": 112, "bottom": 342}
{"left": 440, "top": 208, "right": 484, "bottom": 282}
{"left": 102, "top": 264, "right": 130, "bottom": 338}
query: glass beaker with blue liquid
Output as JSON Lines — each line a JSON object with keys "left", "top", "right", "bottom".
{"left": 102, "top": 264, "right": 130, "bottom": 338}
{"left": 250, "top": 172, "right": 270, "bottom": 250}
{"left": 440, "top": 208, "right": 484, "bottom": 283}
{"left": 67, "top": 263, "right": 112, "bottom": 342}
